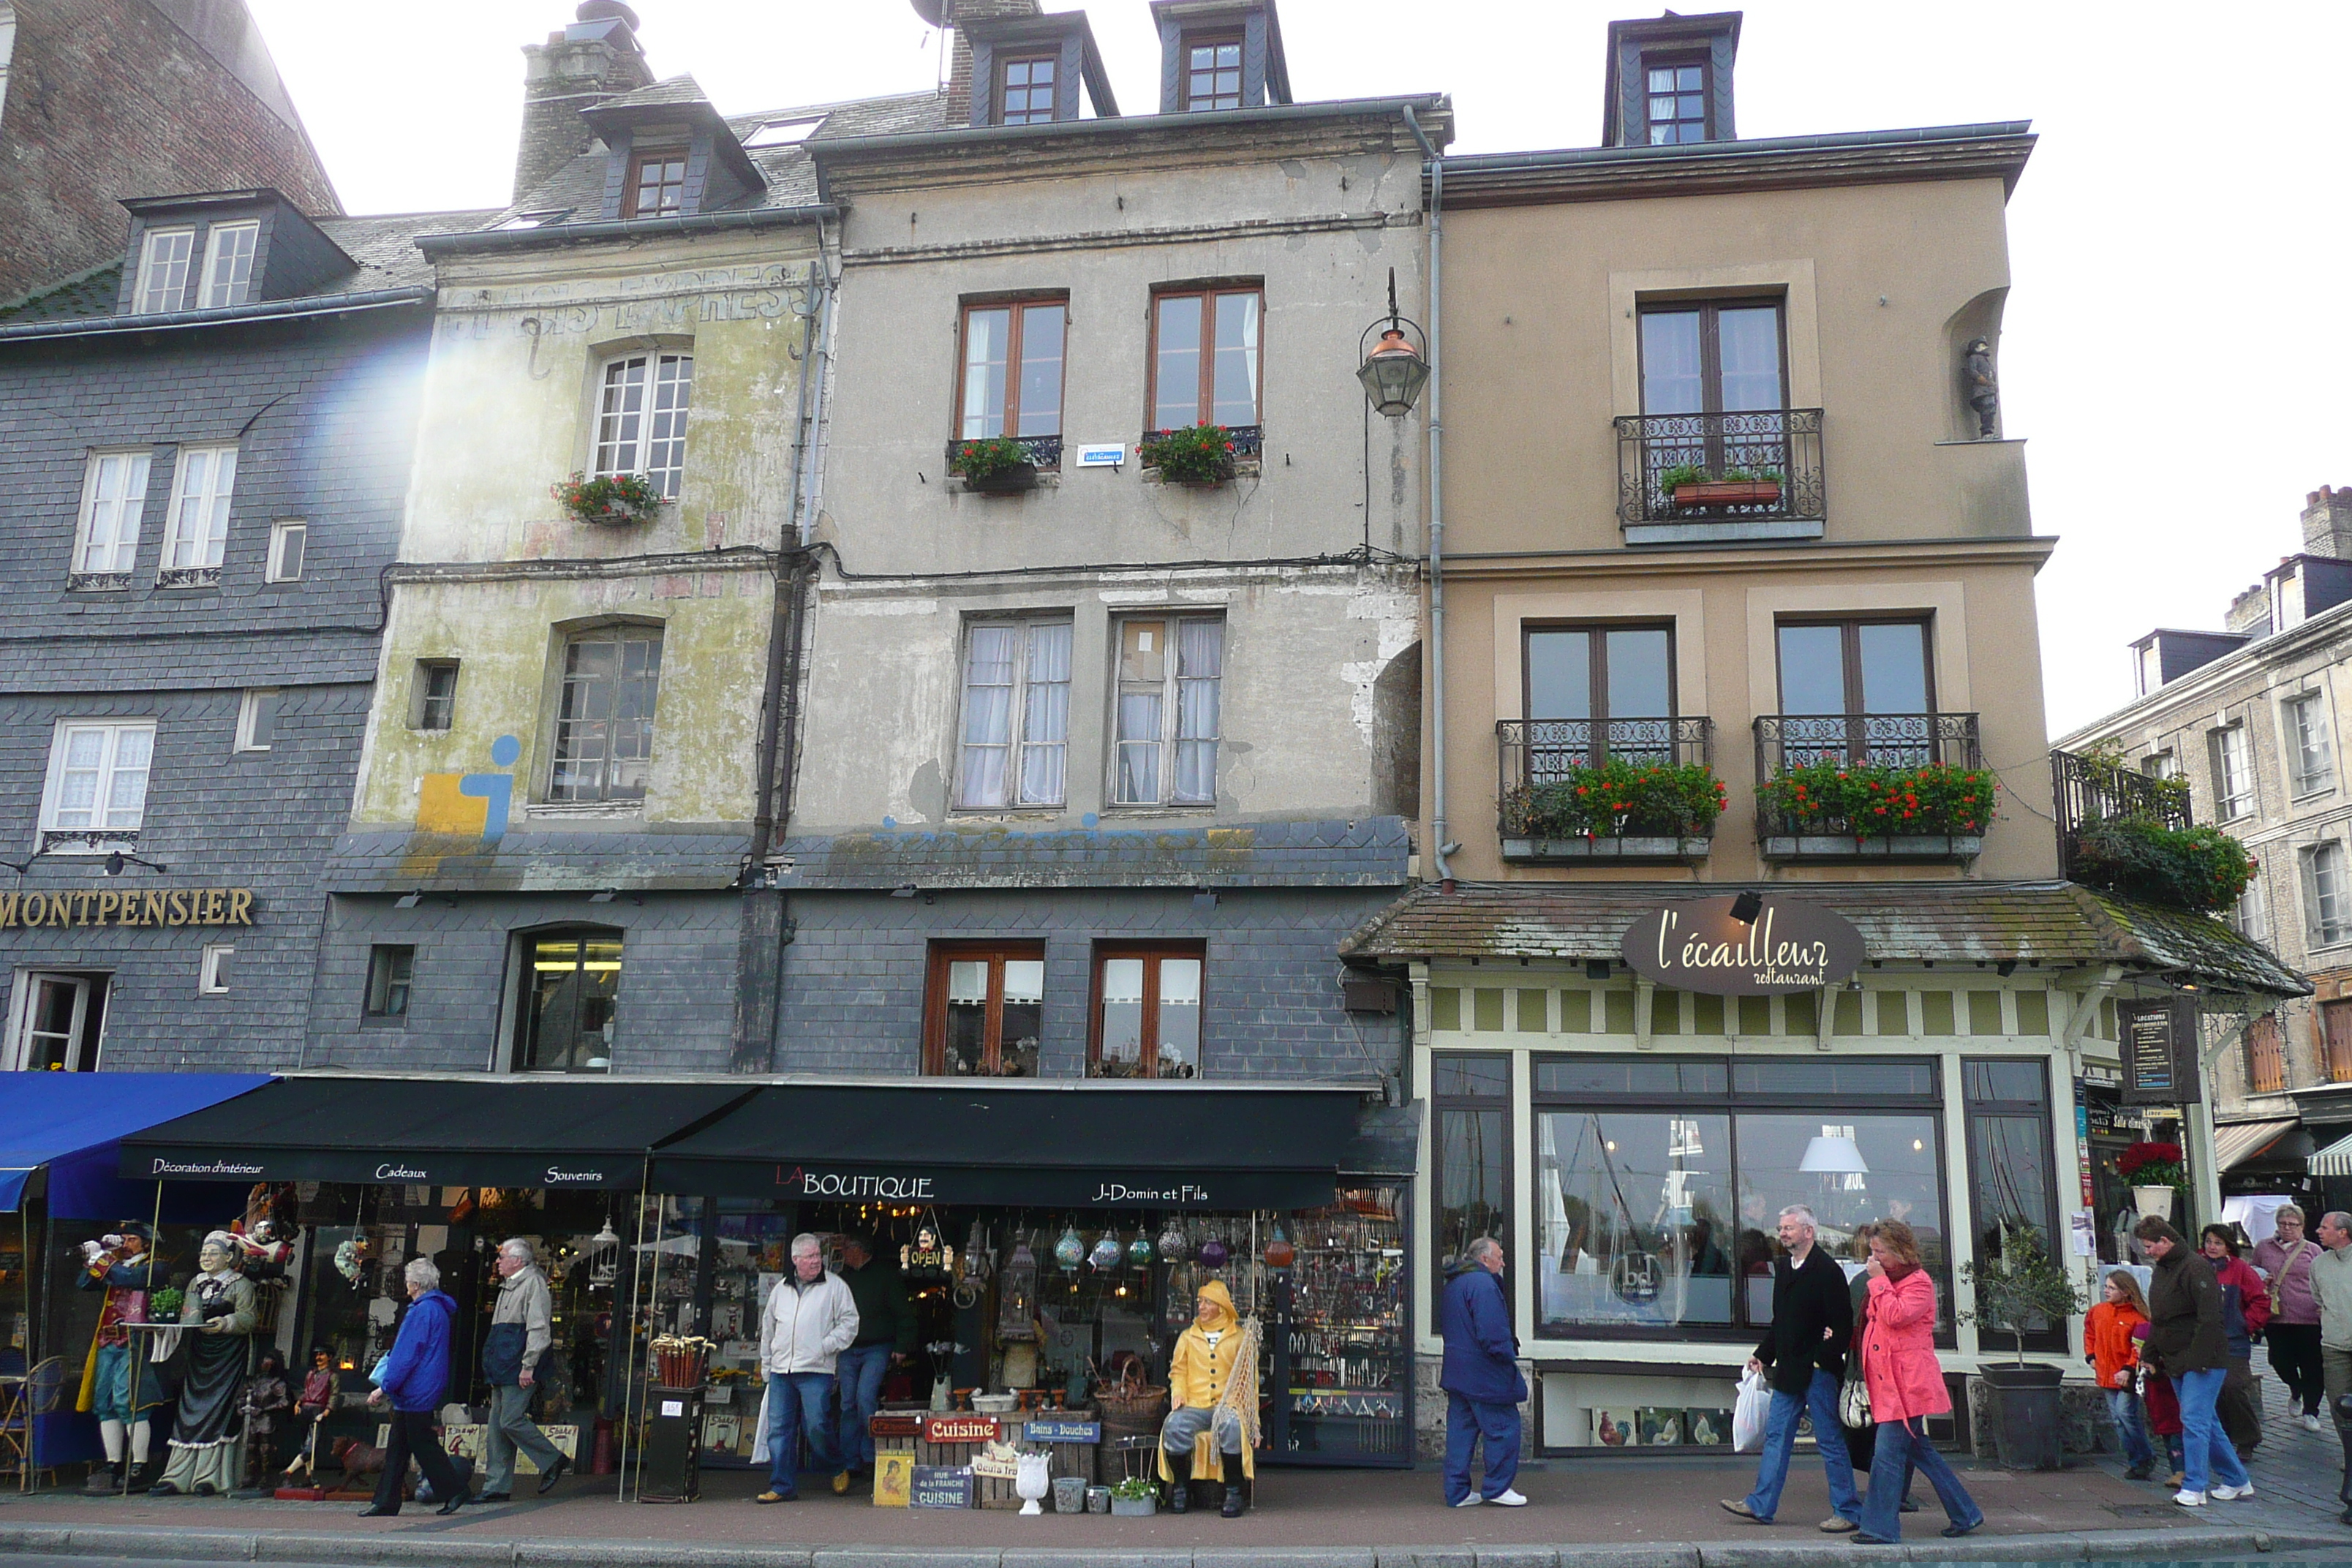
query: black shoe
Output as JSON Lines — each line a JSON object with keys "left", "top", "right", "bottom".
{"left": 2125, "top": 1462, "right": 2153, "bottom": 1480}
{"left": 1942, "top": 1522, "right": 1980, "bottom": 1538}
{"left": 1852, "top": 1534, "right": 1896, "bottom": 1545}
{"left": 1169, "top": 1482, "right": 1190, "bottom": 1514}
{"left": 535, "top": 1455, "right": 570, "bottom": 1496}
{"left": 358, "top": 1503, "right": 399, "bottom": 1518}
{"left": 437, "top": 1492, "right": 467, "bottom": 1516}
{"left": 477, "top": 1490, "right": 513, "bottom": 1502}
{"left": 1221, "top": 1477, "right": 1249, "bottom": 1518}
{"left": 146, "top": 1480, "right": 181, "bottom": 1497}
{"left": 84, "top": 1464, "right": 118, "bottom": 1496}
{"left": 1899, "top": 1497, "right": 1921, "bottom": 1513}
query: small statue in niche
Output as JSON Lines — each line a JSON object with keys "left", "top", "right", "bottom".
{"left": 1961, "top": 336, "right": 1999, "bottom": 438}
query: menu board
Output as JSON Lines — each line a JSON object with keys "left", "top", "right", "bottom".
{"left": 2119, "top": 999, "right": 2200, "bottom": 1105}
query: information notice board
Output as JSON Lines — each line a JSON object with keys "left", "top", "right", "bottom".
{"left": 2119, "top": 998, "right": 2201, "bottom": 1106}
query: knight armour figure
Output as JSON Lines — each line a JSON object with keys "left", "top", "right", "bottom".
{"left": 1962, "top": 336, "right": 1999, "bottom": 438}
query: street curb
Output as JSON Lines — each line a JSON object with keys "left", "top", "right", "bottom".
{"left": 4, "top": 1523, "right": 2352, "bottom": 1567}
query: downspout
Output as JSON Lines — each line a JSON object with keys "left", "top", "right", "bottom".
{"left": 1402, "top": 106, "right": 1455, "bottom": 890}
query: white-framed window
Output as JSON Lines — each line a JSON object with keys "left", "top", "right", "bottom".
{"left": 159, "top": 444, "right": 238, "bottom": 574}
{"left": 2228, "top": 866, "right": 2269, "bottom": 943}
{"left": 2288, "top": 691, "right": 2335, "bottom": 798}
{"left": 592, "top": 352, "right": 692, "bottom": 500}
{"left": 235, "top": 689, "right": 279, "bottom": 752}
{"left": 2209, "top": 723, "right": 2254, "bottom": 823}
{"left": 38, "top": 720, "right": 155, "bottom": 851}
{"left": 1112, "top": 616, "right": 1224, "bottom": 807}
{"left": 2139, "top": 750, "right": 2178, "bottom": 780}
{"left": 72, "top": 451, "right": 151, "bottom": 578}
{"left": 198, "top": 944, "right": 233, "bottom": 996}
{"left": 364, "top": 945, "right": 415, "bottom": 1020}
{"left": 956, "top": 619, "right": 1072, "bottom": 810}
{"left": 549, "top": 626, "right": 662, "bottom": 803}
{"left": 2305, "top": 840, "right": 2351, "bottom": 948}
{"left": 266, "top": 519, "right": 306, "bottom": 583}
{"left": 411, "top": 660, "right": 459, "bottom": 731}
{"left": 198, "top": 221, "right": 260, "bottom": 309}
{"left": 135, "top": 227, "right": 195, "bottom": 313}
{"left": 6, "top": 972, "right": 106, "bottom": 1072}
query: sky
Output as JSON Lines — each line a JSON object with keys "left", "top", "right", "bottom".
{"left": 246, "top": 0, "right": 2352, "bottom": 741}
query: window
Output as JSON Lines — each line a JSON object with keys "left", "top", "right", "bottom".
{"left": 593, "top": 353, "right": 692, "bottom": 500}
{"left": 743, "top": 117, "right": 821, "bottom": 148}
{"left": 1640, "top": 300, "right": 1783, "bottom": 416}
{"left": 2304, "top": 840, "right": 2350, "bottom": 947}
{"left": 412, "top": 660, "right": 459, "bottom": 731}
{"left": 1643, "top": 59, "right": 1710, "bottom": 143}
{"left": 135, "top": 227, "right": 195, "bottom": 313}
{"left": 159, "top": 443, "right": 237, "bottom": 576}
{"left": 956, "top": 620, "right": 1071, "bottom": 810}
{"left": 1961, "top": 1059, "right": 2061, "bottom": 1348}
{"left": 958, "top": 299, "right": 1066, "bottom": 442}
{"left": 72, "top": 451, "right": 151, "bottom": 580}
{"left": 235, "top": 689, "right": 279, "bottom": 752}
{"left": 2228, "top": 870, "right": 2268, "bottom": 943}
{"left": 925, "top": 943, "right": 1044, "bottom": 1076}
{"left": 516, "top": 927, "right": 622, "bottom": 1072}
{"left": 2139, "top": 750, "right": 2178, "bottom": 780}
{"left": 1181, "top": 33, "right": 1243, "bottom": 110}
{"left": 550, "top": 627, "right": 661, "bottom": 803}
{"left": 623, "top": 151, "right": 687, "bottom": 219}
{"left": 2288, "top": 692, "right": 2335, "bottom": 797}
{"left": 39, "top": 720, "right": 154, "bottom": 850}
{"left": 2323, "top": 999, "right": 2352, "bottom": 1083}
{"left": 198, "top": 221, "right": 259, "bottom": 309}
{"left": 1776, "top": 618, "right": 1935, "bottom": 767}
{"left": 1112, "top": 617, "right": 1222, "bottom": 807}
{"left": 2245, "top": 1014, "right": 2288, "bottom": 1096}
{"left": 1150, "top": 287, "right": 1261, "bottom": 431}
{"left": 364, "top": 945, "right": 415, "bottom": 1020}
{"left": 266, "top": 520, "right": 305, "bottom": 583}
{"left": 1090, "top": 945, "right": 1204, "bottom": 1078}
{"left": 2210, "top": 724, "right": 2254, "bottom": 822}
{"left": 7, "top": 973, "right": 107, "bottom": 1071}
{"left": 1523, "top": 624, "right": 1674, "bottom": 773}
{"left": 998, "top": 53, "right": 1058, "bottom": 124}
{"left": 1433, "top": 1053, "right": 1511, "bottom": 1289}
{"left": 198, "top": 943, "right": 233, "bottom": 995}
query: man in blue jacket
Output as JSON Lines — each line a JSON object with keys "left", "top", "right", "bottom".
{"left": 1440, "top": 1237, "right": 1528, "bottom": 1507}
{"left": 361, "top": 1258, "right": 467, "bottom": 1517}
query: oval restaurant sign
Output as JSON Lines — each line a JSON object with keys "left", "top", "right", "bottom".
{"left": 1620, "top": 896, "right": 1865, "bottom": 995}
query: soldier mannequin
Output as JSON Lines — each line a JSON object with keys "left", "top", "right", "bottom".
{"left": 75, "top": 1224, "right": 163, "bottom": 1493}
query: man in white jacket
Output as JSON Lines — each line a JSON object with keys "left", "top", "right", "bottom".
{"left": 755, "top": 1233, "right": 859, "bottom": 1504}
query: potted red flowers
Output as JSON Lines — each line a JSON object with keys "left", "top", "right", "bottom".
{"left": 948, "top": 435, "right": 1037, "bottom": 494}
{"left": 1140, "top": 423, "right": 1237, "bottom": 486}
{"left": 2117, "top": 1141, "right": 2186, "bottom": 1221}
{"left": 551, "top": 472, "right": 663, "bottom": 525}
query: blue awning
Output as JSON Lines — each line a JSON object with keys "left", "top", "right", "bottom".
{"left": 0, "top": 1072, "right": 272, "bottom": 1216}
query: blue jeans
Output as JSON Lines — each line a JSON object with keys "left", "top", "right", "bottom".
{"left": 1743, "top": 1369, "right": 1859, "bottom": 1523}
{"left": 835, "top": 1346, "right": 891, "bottom": 1471}
{"left": 1858, "top": 1415, "right": 1981, "bottom": 1542}
{"left": 2173, "top": 1368, "right": 2249, "bottom": 1495}
{"left": 2103, "top": 1385, "right": 2155, "bottom": 1469}
{"left": 764, "top": 1371, "right": 838, "bottom": 1495}
{"left": 1442, "top": 1392, "right": 1520, "bottom": 1504}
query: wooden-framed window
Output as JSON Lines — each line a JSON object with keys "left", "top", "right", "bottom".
{"left": 1431, "top": 1052, "right": 1510, "bottom": 1289}
{"left": 1776, "top": 618, "right": 1932, "bottom": 717}
{"left": 159, "top": 443, "right": 238, "bottom": 574}
{"left": 1089, "top": 943, "right": 1203, "bottom": 1078}
{"left": 1525, "top": 623, "right": 1675, "bottom": 724}
{"left": 1150, "top": 285, "right": 1261, "bottom": 431}
{"left": 593, "top": 352, "right": 693, "bottom": 499}
{"left": 623, "top": 151, "right": 687, "bottom": 219}
{"left": 1180, "top": 32, "right": 1243, "bottom": 111}
{"left": 411, "top": 660, "right": 459, "bottom": 731}
{"left": 550, "top": 625, "right": 662, "bottom": 802}
{"left": 956, "top": 619, "right": 1072, "bottom": 810}
{"left": 1111, "top": 616, "right": 1222, "bottom": 807}
{"left": 1643, "top": 57, "right": 1710, "bottom": 144}
{"left": 72, "top": 451, "right": 151, "bottom": 578}
{"left": 516, "top": 926, "right": 623, "bottom": 1073}
{"left": 926, "top": 943, "right": 1045, "bottom": 1077}
{"left": 1638, "top": 298, "right": 1784, "bottom": 415}
{"left": 198, "top": 220, "right": 260, "bottom": 308}
{"left": 135, "top": 227, "right": 195, "bottom": 313}
{"left": 265, "top": 519, "right": 306, "bottom": 582}
{"left": 2322, "top": 998, "right": 2352, "bottom": 1083}
{"left": 2245, "top": 1014, "right": 2288, "bottom": 1096}
{"left": 998, "top": 52, "right": 1059, "bottom": 124}
{"left": 957, "top": 298, "right": 1066, "bottom": 442}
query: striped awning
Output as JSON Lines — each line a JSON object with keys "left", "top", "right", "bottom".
{"left": 2217, "top": 1119, "right": 2299, "bottom": 1172}
{"left": 2312, "top": 1128, "right": 2352, "bottom": 1177}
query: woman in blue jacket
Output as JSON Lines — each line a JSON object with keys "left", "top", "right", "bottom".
{"left": 1440, "top": 1237, "right": 1528, "bottom": 1507}
{"left": 361, "top": 1257, "right": 467, "bottom": 1517}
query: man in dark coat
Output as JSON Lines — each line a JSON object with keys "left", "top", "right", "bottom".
{"left": 1439, "top": 1237, "right": 1527, "bottom": 1507}
{"left": 1722, "top": 1205, "right": 1861, "bottom": 1530}
{"left": 2138, "top": 1216, "right": 2250, "bottom": 1505}
{"left": 832, "top": 1234, "right": 916, "bottom": 1492}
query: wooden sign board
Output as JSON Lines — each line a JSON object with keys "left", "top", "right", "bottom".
{"left": 910, "top": 1464, "right": 975, "bottom": 1509}
{"left": 870, "top": 1413, "right": 924, "bottom": 1438}
{"left": 921, "top": 1414, "right": 1000, "bottom": 1444}
{"left": 1021, "top": 1417, "right": 1101, "bottom": 1443}
{"left": 1621, "top": 897, "right": 1865, "bottom": 995}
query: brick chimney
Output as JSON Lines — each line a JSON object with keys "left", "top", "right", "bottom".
{"left": 2225, "top": 581, "right": 2273, "bottom": 636}
{"left": 2304, "top": 486, "right": 2352, "bottom": 559}
{"left": 515, "top": 2, "right": 654, "bottom": 206}
{"left": 941, "top": 0, "right": 1041, "bottom": 127}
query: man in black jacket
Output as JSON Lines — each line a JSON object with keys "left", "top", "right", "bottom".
{"left": 1722, "top": 1205, "right": 1861, "bottom": 1531}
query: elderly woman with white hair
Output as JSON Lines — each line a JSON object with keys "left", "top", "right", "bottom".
{"left": 359, "top": 1256, "right": 467, "bottom": 1517}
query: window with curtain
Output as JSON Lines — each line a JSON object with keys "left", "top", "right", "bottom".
{"left": 2306, "top": 840, "right": 2351, "bottom": 947}
{"left": 72, "top": 451, "right": 151, "bottom": 578}
{"left": 1090, "top": 945, "right": 1204, "bottom": 1078}
{"left": 550, "top": 626, "right": 662, "bottom": 802}
{"left": 957, "top": 620, "right": 1072, "bottom": 810}
{"left": 1112, "top": 617, "right": 1222, "bottom": 807}
{"left": 958, "top": 298, "right": 1066, "bottom": 442}
{"left": 159, "top": 444, "right": 238, "bottom": 572}
{"left": 1150, "top": 287, "right": 1261, "bottom": 431}
{"left": 2288, "top": 692, "right": 2335, "bottom": 797}
{"left": 1433, "top": 1054, "right": 1512, "bottom": 1290}
{"left": 2209, "top": 725, "right": 2254, "bottom": 821}
{"left": 927, "top": 944, "right": 1045, "bottom": 1076}
{"left": 199, "top": 221, "right": 259, "bottom": 308}
{"left": 136, "top": 227, "right": 195, "bottom": 313}
{"left": 1643, "top": 59, "right": 1710, "bottom": 143}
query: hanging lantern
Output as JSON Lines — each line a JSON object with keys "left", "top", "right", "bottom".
{"left": 1264, "top": 1223, "right": 1295, "bottom": 1271}
{"left": 1089, "top": 1231, "right": 1123, "bottom": 1272}
{"left": 1127, "top": 1233, "right": 1156, "bottom": 1270}
{"left": 1053, "top": 1224, "right": 1085, "bottom": 1273}
{"left": 960, "top": 1219, "right": 993, "bottom": 1289}
{"left": 997, "top": 1240, "right": 1039, "bottom": 1340}
{"left": 1197, "top": 1235, "right": 1229, "bottom": 1271}
{"left": 1157, "top": 1219, "right": 1191, "bottom": 1264}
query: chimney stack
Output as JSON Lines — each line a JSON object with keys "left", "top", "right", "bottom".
{"left": 939, "top": 0, "right": 1042, "bottom": 127}
{"left": 2304, "top": 486, "right": 2352, "bottom": 560}
{"left": 514, "top": 2, "right": 653, "bottom": 206}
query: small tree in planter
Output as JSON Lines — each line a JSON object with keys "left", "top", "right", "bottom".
{"left": 553, "top": 471, "right": 663, "bottom": 525}
{"left": 1957, "top": 1222, "right": 2087, "bottom": 1470}
{"left": 1141, "top": 423, "right": 1237, "bottom": 485}
{"left": 948, "top": 434, "right": 1036, "bottom": 492}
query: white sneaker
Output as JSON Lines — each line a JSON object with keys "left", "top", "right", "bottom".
{"left": 2173, "top": 1489, "right": 2207, "bottom": 1507}
{"left": 2306, "top": 1413, "right": 2326, "bottom": 1433}
{"left": 1452, "top": 1494, "right": 1482, "bottom": 1507}
{"left": 1489, "top": 1488, "right": 1529, "bottom": 1507}
{"left": 2210, "top": 1483, "right": 2255, "bottom": 1501}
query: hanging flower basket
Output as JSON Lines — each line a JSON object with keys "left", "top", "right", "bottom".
{"left": 552, "top": 471, "right": 663, "bottom": 525}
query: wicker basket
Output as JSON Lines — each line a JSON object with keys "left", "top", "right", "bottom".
{"left": 1092, "top": 1362, "right": 1168, "bottom": 1440}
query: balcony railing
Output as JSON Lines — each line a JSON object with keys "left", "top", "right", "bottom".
{"left": 2051, "top": 745, "right": 2194, "bottom": 883}
{"left": 944, "top": 433, "right": 1063, "bottom": 473}
{"left": 1498, "top": 717, "right": 1715, "bottom": 862}
{"left": 1754, "top": 712, "right": 1985, "bottom": 859}
{"left": 1616, "top": 408, "right": 1825, "bottom": 526}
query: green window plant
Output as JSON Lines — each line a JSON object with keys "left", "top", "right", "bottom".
{"left": 1141, "top": 423, "right": 1237, "bottom": 484}
{"left": 2070, "top": 819, "right": 2254, "bottom": 914}
{"left": 948, "top": 435, "right": 1032, "bottom": 484}
{"left": 1756, "top": 759, "right": 1997, "bottom": 839}
{"left": 551, "top": 471, "right": 663, "bottom": 525}
{"left": 1504, "top": 760, "right": 1725, "bottom": 840}
{"left": 1956, "top": 1222, "right": 2086, "bottom": 1366}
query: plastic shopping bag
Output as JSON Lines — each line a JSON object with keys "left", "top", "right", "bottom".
{"left": 1732, "top": 1368, "right": 1771, "bottom": 1455}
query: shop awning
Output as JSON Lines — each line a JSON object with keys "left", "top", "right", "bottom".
{"left": 2310, "top": 1127, "right": 2352, "bottom": 1177}
{"left": 118, "top": 1077, "right": 757, "bottom": 1190}
{"left": 2215, "top": 1118, "right": 2299, "bottom": 1173}
{"left": 647, "top": 1083, "right": 1376, "bottom": 1209}
{"left": 0, "top": 1072, "right": 272, "bottom": 1215}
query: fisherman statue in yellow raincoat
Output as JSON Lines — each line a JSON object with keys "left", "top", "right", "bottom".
{"left": 1156, "top": 1278, "right": 1257, "bottom": 1518}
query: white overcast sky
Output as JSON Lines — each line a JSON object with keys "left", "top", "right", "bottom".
{"left": 247, "top": 0, "right": 2351, "bottom": 741}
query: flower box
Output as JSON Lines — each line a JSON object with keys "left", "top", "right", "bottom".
{"left": 1501, "top": 834, "right": 1711, "bottom": 864}
{"left": 1760, "top": 834, "right": 1983, "bottom": 862}
{"left": 1673, "top": 480, "right": 1782, "bottom": 507}
{"left": 962, "top": 461, "right": 1038, "bottom": 494}
{"left": 1109, "top": 1493, "right": 1156, "bottom": 1517}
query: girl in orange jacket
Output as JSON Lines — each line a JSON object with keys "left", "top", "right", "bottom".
{"left": 2085, "top": 1271, "right": 2156, "bottom": 1478}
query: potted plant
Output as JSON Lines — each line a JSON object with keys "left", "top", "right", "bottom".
{"left": 1659, "top": 461, "right": 1783, "bottom": 508}
{"left": 1957, "top": 1222, "right": 2086, "bottom": 1471}
{"left": 2117, "top": 1140, "right": 2187, "bottom": 1221}
{"left": 1108, "top": 1473, "right": 1158, "bottom": 1516}
{"left": 948, "top": 434, "right": 1037, "bottom": 494}
{"left": 2069, "top": 818, "right": 2255, "bottom": 915}
{"left": 551, "top": 471, "right": 663, "bottom": 525}
{"left": 1755, "top": 758, "right": 1998, "bottom": 857}
{"left": 1140, "top": 423, "right": 1237, "bottom": 486}
{"left": 1499, "top": 758, "right": 1725, "bottom": 860}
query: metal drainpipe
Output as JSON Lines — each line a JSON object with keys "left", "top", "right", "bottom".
{"left": 1403, "top": 107, "right": 1455, "bottom": 892}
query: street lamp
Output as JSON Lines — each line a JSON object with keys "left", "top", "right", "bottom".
{"left": 1357, "top": 267, "right": 1430, "bottom": 417}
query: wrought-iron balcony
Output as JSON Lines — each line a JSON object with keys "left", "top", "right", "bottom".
{"left": 1142, "top": 423, "right": 1263, "bottom": 460}
{"left": 2051, "top": 745, "right": 2195, "bottom": 883}
{"left": 943, "top": 433, "right": 1063, "bottom": 478}
{"left": 1754, "top": 712, "right": 1987, "bottom": 862}
{"left": 1497, "top": 717, "right": 1716, "bottom": 863}
{"left": 1615, "top": 408, "right": 1825, "bottom": 543}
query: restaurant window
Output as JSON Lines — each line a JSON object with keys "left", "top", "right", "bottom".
{"left": 1180, "top": 33, "right": 1243, "bottom": 111}
{"left": 550, "top": 625, "right": 661, "bottom": 803}
{"left": 1532, "top": 1055, "right": 1948, "bottom": 1341}
{"left": 159, "top": 443, "right": 238, "bottom": 575}
{"left": 623, "top": 151, "right": 687, "bottom": 218}
{"left": 516, "top": 927, "right": 623, "bottom": 1073}
{"left": 1150, "top": 286, "right": 1261, "bottom": 431}
{"left": 1112, "top": 617, "right": 1221, "bottom": 807}
{"left": 998, "top": 53, "right": 1058, "bottom": 124}
{"left": 1643, "top": 59, "right": 1710, "bottom": 143}
{"left": 135, "top": 227, "right": 195, "bottom": 313}
{"left": 364, "top": 945, "right": 415, "bottom": 1022}
{"left": 2209, "top": 724, "right": 2254, "bottom": 822}
{"left": 1523, "top": 623, "right": 1673, "bottom": 774}
{"left": 2323, "top": 999, "right": 2352, "bottom": 1083}
{"left": 39, "top": 719, "right": 154, "bottom": 851}
{"left": 6, "top": 973, "right": 108, "bottom": 1071}
{"left": 1089, "top": 944, "right": 1202, "bottom": 1079}
{"left": 2287, "top": 691, "right": 2335, "bottom": 798}
{"left": 593, "top": 352, "right": 692, "bottom": 500}
{"left": 956, "top": 619, "right": 1071, "bottom": 810}
{"left": 957, "top": 298, "right": 1066, "bottom": 443}
{"left": 1433, "top": 1053, "right": 1510, "bottom": 1289}
{"left": 924, "top": 943, "right": 1044, "bottom": 1077}
{"left": 1961, "top": 1058, "right": 2062, "bottom": 1349}
{"left": 198, "top": 220, "right": 259, "bottom": 308}
{"left": 2244, "top": 1014, "right": 2288, "bottom": 1096}
{"left": 72, "top": 451, "right": 150, "bottom": 579}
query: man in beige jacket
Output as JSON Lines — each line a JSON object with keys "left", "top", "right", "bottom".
{"left": 481, "top": 1239, "right": 568, "bottom": 1500}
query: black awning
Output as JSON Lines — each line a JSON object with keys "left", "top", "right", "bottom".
{"left": 118, "top": 1078, "right": 756, "bottom": 1190}
{"left": 647, "top": 1083, "right": 1369, "bottom": 1210}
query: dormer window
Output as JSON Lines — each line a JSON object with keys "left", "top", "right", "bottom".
{"left": 999, "top": 53, "right": 1058, "bottom": 124}
{"left": 199, "top": 221, "right": 259, "bottom": 308}
{"left": 1182, "top": 34, "right": 1244, "bottom": 112}
{"left": 625, "top": 151, "right": 687, "bottom": 219}
{"left": 1646, "top": 61, "right": 1710, "bottom": 143}
{"left": 136, "top": 227, "right": 195, "bottom": 313}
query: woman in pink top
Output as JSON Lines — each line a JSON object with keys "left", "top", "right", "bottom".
{"left": 1852, "top": 1221, "right": 1983, "bottom": 1545}
{"left": 2251, "top": 1205, "right": 2326, "bottom": 1425}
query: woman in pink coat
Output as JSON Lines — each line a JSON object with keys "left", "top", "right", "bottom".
{"left": 1852, "top": 1221, "right": 1983, "bottom": 1545}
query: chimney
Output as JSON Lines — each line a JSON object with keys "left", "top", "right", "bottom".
{"left": 2225, "top": 581, "right": 2273, "bottom": 636}
{"left": 941, "top": 0, "right": 1041, "bottom": 127}
{"left": 2303, "top": 486, "right": 2352, "bottom": 559}
{"left": 515, "top": 1, "right": 654, "bottom": 206}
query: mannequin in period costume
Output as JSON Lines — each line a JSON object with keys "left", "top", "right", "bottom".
{"left": 241, "top": 1350, "right": 291, "bottom": 1484}
{"left": 1156, "top": 1279, "right": 1259, "bottom": 1518}
{"left": 148, "top": 1232, "right": 260, "bottom": 1496}
{"left": 75, "top": 1224, "right": 165, "bottom": 1493}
